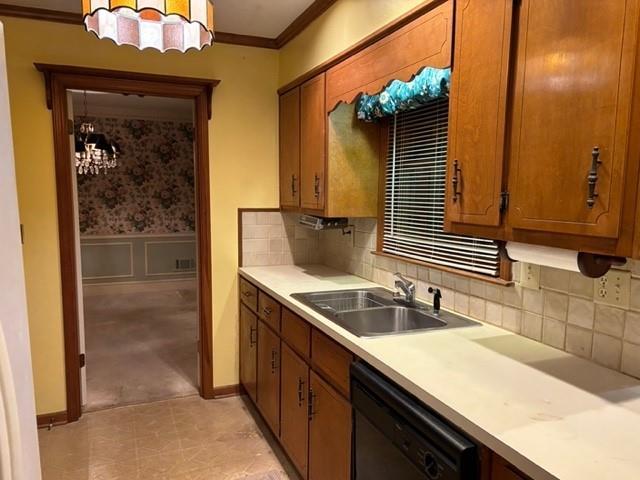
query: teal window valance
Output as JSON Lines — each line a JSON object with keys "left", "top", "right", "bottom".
{"left": 356, "top": 67, "right": 451, "bottom": 122}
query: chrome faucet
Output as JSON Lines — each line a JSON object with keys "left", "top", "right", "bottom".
{"left": 393, "top": 273, "right": 416, "bottom": 307}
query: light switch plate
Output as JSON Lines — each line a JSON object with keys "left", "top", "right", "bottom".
{"left": 519, "top": 263, "right": 541, "bottom": 290}
{"left": 594, "top": 270, "right": 631, "bottom": 308}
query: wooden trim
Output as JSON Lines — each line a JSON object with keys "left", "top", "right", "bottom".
{"left": 195, "top": 89, "right": 215, "bottom": 400}
{"left": 276, "top": 0, "right": 339, "bottom": 47}
{"left": 0, "top": 1, "right": 438, "bottom": 53}
{"left": 0, "top": 4, "right": 80, "bottom": 24}
{"left": 36, "top": 411, "right": 68, "bottom": 429}
{"left": 278, "top": 0, "right": 447, "bottom": 94}
{"left": 376, "top": 119, "right": 391, "bottom": 254}
{"left": 237, "top": 208, "right": 280, "bottom": 268}
{"left": 213, "top": 384, "right": 243, "bottom": 398}
{"left": 0, "top": 5, "right": 277, "bottom": 49}
{"left": 215, "top": 32, "right": 278, "bottom": 50}
{"left": 372, "top": 251, "right": 514, "bottom": 286}
{"left": 34, "top": 64, "right": 220, "bottom": 119}
{"left": 36, "top": 64, "right": 216, "bottom": 421}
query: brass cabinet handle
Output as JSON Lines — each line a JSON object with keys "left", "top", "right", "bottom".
{"left": 452, "top": 159, "right": 462, "bottom": 203}
{"left": 587, "top": 146, "right": 601, "bottom": 208}
{"left": 291, "top": 174, "right": 297, "bottom": 197}
{"left": 271, "top": 349, "right": 278, "bottom": 374}
{"left": 297, "top": 377, "right": 305, "bottom": 407}
{"left": 308, "top": 388, "right": 317, "bottom": 419}
{"left": 263, "top": 307, "right": 273, "bottom": 316}
{"left": 314, "top": 174, "right": 320, "bottom": 199}
{"left": 249, "top": 326, "right": 257, "bottom": 347}
{"left": 242, "top": 291, "right": 252, "bottom": 298}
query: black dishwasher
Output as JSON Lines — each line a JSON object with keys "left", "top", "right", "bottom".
{"left": 351, "top": 362, "right": 479, "bottom": 480}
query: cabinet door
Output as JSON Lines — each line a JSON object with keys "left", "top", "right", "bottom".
{"left": 257, "top": 321, "right": 280, "bottom": 435}
{"left": 280, "top": 343, "right": 310, "bottom": 479}
{"left": 491, "top": 455, "right": 530, "bottom": 480}
{"left": 507, "top": 0, "right": 639, "bottom": 238}
{"left": 300, "top": 74, "right": 326, "bottom": 211}
{"left": 239, "top": 304, "right": 257, "bottom": 403}
{"left": 308, "top": 371, "right": 351, "bottom": 480}
{"left": 280, "top": 88, "right": 300, "bottom": 209}
{"left": 446, "top": 0, "right": 513, "bottom": 227}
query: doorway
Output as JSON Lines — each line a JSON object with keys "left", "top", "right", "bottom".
{"left": 36, "top": 64, "right": 218, "bottom": 422}
{"left": 71, "top": 91, "right": 199, "bottom": 411}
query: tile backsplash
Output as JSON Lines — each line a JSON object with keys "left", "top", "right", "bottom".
{"left": 319, "top": 218, "right": 640, "bottom": 380}
{"left": 239, "top": 212, "right": 640, "bottom": 380}
{"left": 241, "top": 211, "right": 320, "bottom": 267}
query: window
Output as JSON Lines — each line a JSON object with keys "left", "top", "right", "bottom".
{"left": 381, "top": 98, "right": 502, "bottom": 277}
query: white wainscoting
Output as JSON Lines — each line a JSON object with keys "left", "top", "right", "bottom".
{"left": 80, "top": 233, "right": 197, "bottom": 284}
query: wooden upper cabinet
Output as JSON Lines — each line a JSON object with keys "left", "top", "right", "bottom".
{"left": 308, "top": 371, "right": 352, "bottom": 480}
{"left": 239, "top": 304, "right": 257, "bottom": 403}
{"left": 280, "top": 343, "right": 310, "bottom": 479}
{"left": 300, "top": 74, "right": 327, "bottom": 211}
{"left": 325, "top": 0, "right": 453, "bottom": 110}
{"left": 257, "top": 321, "right": 281, "bottom": 435}
{"left": 507, "top": 0, "right": 640, "bottom": 239}
{"left": 280, "top": 88, "right": 300, "bottom": 209}
{"left": 446, "top": 0, "right": 513, "bottom": 228}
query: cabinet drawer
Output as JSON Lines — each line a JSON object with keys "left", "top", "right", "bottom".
{"left": 491, "top": 454, "right": 530, "bottom": 480}
{"left": 259, "top": 291, "right": 281, "bottom": 332}
{"left": 239, "top": 278, "right": 258, "bottom": 312}
{"left": 282, "top": 308, "right": 311, "bottom": 358}
{"left": 311, "top": 329, "right": 353, "bottom": 397}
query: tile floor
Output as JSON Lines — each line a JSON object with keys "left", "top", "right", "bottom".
{"left": 39, "top": 395, "right": 296, "bottom": 480}
{"left": 84, "top": 288, "right": 198, "bottom": 410}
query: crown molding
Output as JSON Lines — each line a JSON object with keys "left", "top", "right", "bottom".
{"left": 0, "top": 3, "right": 278, "bottom": 49}
{"left": 215, "top": 31, "right": 277, "bottom": 49}
{"left": 275, "top": 0, "right": 338, "bottom": 48}
{"left": 0, "top": 3, "right": 80, "bottom": 24}
{"left": 0, "top": 0, "right": 339, "bottom": 50}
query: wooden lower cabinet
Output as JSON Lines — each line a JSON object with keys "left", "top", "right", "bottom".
{"left": 308, "top": 371, "right": 352, "bottom": 480}
{"left": 241, "top": 278, "right": 536, "bottom": 480}
{"left": 280, "top": 343, "right": 310, "bottom": 478}
{"left": 257, "top": 321, "right": 281, "bottom": 435}
{"left": 491, "top": 454, "right": 530, "bottom": 480}
{"left": 239, "top": 304, "right": 258, "bottom": 402}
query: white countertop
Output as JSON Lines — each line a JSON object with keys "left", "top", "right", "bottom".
{"left": 239, "top": 265, "right": 640, "bottom": 480}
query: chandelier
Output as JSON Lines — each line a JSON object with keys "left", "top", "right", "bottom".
{"left": 82, "top": 0, "right": 215, "bottom": 53}
{"left": 75, "top": 91, "right": 120, "bottom": 175}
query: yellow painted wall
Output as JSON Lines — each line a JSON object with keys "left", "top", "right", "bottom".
{"left": 1, "top": 17, "right": 279, "bottom": 414}
{"left": 279, "top": 0, "right": 426, "bottom": 86}
{"left": 4, "top": 0, "right": 432, "bottom": 415}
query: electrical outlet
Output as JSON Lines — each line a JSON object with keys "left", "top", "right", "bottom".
{"left": 519, "top": 263, "right": 541, "bottom": 290}
{"left": 594, "top": 270, "right": 631, "bottom": 308}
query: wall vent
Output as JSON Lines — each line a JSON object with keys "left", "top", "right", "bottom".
{"left": 175, "top": 258, "right": 196, "bottom": 271}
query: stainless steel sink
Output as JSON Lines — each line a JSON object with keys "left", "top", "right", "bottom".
{"left": 291, "top": 288, "right": 479, "bottom": 337}
{"left": 298, "top": 289, "right": 393, "bottom": 313}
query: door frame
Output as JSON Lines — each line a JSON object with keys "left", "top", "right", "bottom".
{"left": 35, "top": 64, "right": 219, "bottom": 422}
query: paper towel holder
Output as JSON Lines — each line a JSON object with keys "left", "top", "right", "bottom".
{"left": 575, "top": 253, "right": 626, "bottom": 278}
{"left": 498, "top": 242, "right": 626, "bottom": 278}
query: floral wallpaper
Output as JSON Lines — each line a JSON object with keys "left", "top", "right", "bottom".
{"left": 76, "top": 116, "right": 196, "bottom": 235}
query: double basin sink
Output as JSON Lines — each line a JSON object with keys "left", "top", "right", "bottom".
{"left": 291, "top": 288, "right": 478, "bottom": 338}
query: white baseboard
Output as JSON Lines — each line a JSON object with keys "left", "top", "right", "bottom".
{"left": 83, "top": 278, "right": 197, "bottom": 297}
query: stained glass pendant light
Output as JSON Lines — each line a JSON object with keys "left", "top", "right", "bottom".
{"left": 82, "top": 1, "right": 215, "bottom": 53}
{"left": 75, "top": 91, "right": 121, "bottom": 175}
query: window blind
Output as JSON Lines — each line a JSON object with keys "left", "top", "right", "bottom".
{"left": 383, "top": 98, "right": 501, "bottom": 277}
